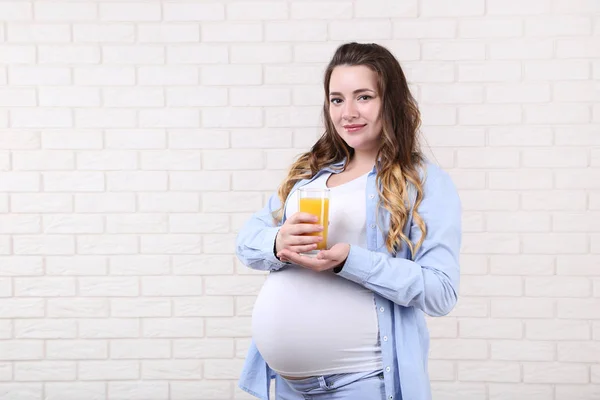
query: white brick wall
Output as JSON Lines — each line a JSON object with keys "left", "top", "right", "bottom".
{"left": 0, "top": 1, "right": 598, "bottom": 399}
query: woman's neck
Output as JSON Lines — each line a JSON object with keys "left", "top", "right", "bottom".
{"left": 346, "top": 150, "right": 377, "bottom": 173}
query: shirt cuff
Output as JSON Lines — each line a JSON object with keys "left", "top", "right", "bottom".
{"left": 335, "top": 245, "right": 373, "bottom": 284}
{"left": 263, "top": 227, "right": 289, "bottom": 266}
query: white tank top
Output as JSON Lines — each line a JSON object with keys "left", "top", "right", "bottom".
{"left": 251, "top": 172, "right": 383, "bottom": 377}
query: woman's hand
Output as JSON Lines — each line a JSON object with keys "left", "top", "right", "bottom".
{"left": 275, "top": 212, "right": 324, "bottom": 255}
{"left": 277, "top": 243, "right": 351, "bottom": 273}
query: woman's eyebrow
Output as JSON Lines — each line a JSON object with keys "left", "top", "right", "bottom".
{"left": 329, "top": 88, "right": 376, "bottom": 96}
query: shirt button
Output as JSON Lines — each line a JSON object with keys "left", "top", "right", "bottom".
{"left": 370, "top": 224, "right": 376, "bottom": 229}
{"left": 379, "top": 307, "right": 384, "bottom": 312}
{"left": 383, "top": 336, "right": 388, "bottom": 341}
{"left": 386, "top": 366, "right": 391, "bottom": 372}
{"left": 389, "top": 396, "right": 393, "bottom": 400}
{"left": 369, "top": 194, "right": 375, "bottom": 199}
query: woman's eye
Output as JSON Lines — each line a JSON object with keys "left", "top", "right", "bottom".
{"left": 358, "top": 95, "right": 372, "bottom": 101}
{"left": 330, "top": 98, "right": 342, "bottom": 104}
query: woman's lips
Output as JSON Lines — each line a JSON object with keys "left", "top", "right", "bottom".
{"left": 343, "top": 124, "right": 366, "bottom": 133}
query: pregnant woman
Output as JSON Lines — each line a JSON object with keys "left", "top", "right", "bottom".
{"left": 236, "top": 42, "right": 462, "bottom": 400}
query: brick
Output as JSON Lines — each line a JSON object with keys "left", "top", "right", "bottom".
{"left": 167, "top": 44, "right": 228, "bottom": 64}
{"left": 47, "top": 299, "right": 108, "bottom": 318}
{"left": 109, "top": 255, "right": 170, "bottom": 275}
{"left": 556, "top": 385, "right": 600, "bottom": 400}
{"left": 522, "top": 191, "right": 586, "bottom": 211}
{"left": 492, "top": 298, "right": 554, "bottom": 318}
{"left": 103, "top": 45, "right": 164, "bottom": 64}
{"left": 205, "top": 276, "right": 265, "bottom": 296}
{"left": 461, "top": 276, "right": 522, "bottom": 297}
{"left": 109, "top": 382, "right": 168, "bottom": 400}
{"left": 492, "top": 340, "right": 555, "bottom": 361}
{"left": 169, "top": 130, "right": 228, "bottom": 149}
{"left": 8, "top": 66, "right": 71, "bottom": 85}
{"left": 265, "top": 21, "right": 327, "bottom": 41}
{"left": 75, "top": 109, "right": 136, "bottom": 128}
{"left": 524, "top": 362, "right": 588, "bottom": 383}
{"left": 11, "top": 194, "right": 72, "bottom": 213}
{"left": 34, "top": 2, "right": 96, "bottom": 21}
{"left": 557, "top": 255, "right": 600, "bottom": 276}
{"left": 459, "top": 105, "right": 521, "bottom": 125}
{"left": 110, "top": 340, "right": 170, "bottom": 359}
{"left": 0, "top": 45, "right": 35, "bottom": 63}
{"left": 39, "top": 45, "right": 99, "bottom": 64}
{"left": 227, "top": 2, "right": 287, "bottom": 20}
{"left": 169, "top": 214, "right": 227, "bottom": 233}
{"left": 458, "top": 62, "right": 521, "bottom": 82}
{"left": 78, "top": 277, "right": 138, "bottom": 297}
{"left": 41, "top": 130, "right": 102, "bottom": 150}
{"left": 460, "top": 319, "right": 522, "bottom": 339}
{"left": 171, "top": 381, "right": 232, "bottom": 400}
{"left": 44, "top": 383, "right": 105, "bottom": 400}
{"left": 524, "top": 60, "right": 590, "bottom": 81}
{"left": 490, "top": 255, "right": 554, "bottom": 276}
{"left": 0, "top": 2, "right": 32, "bottom": 20}
{"left": 110, "top": 299, "right": 170, "bottom": 318}
{"left": 487, "top": 212, "right": 551, "bottom": 232}
{"left": 75, "top": 66, "right": 135, "bottom": 85}
{"left": 75, "top": 193, "right": 135, "bottom": 213}
{"left": 525, "top": 104, "right": 590, "bottom": 124}
{"left": 202, "top": 65, "right": 261, "bottom": 86}
{"left": 458, "top": 361, "right": 520, "bottom": 382}
{"left": 0, "top": 340, "right": 43, "bottom": 360}
{"left": 99, "top": 3, "right": 161, "bottom": 21}
{"left": 79, "top": 319, "right": 139, "bottom": 339}
{"left": 204, "top": 359, "right": 244, "bottom": 379}
{"left": 169, "top": 171, "right": 230, "bottom": 191}
{"left": 46, "top": 340, "right": 107, "bottom": 360}
{"left": 77, "top": 151, "right": 137, "bottom": 171}
{"left": 14, "top": 319, "right": 75, "bottom": 339}
{"left": 203, "top": 150, "right": 264, "bottom": 170}
{"left": 490, "top": 39, "right": 553, "bottom": 60}
{"left": 526, "top": 277, "right": 591, "bottom": 297}
{"left": 14, "top": 361, "right": 75, "bottom": 381}
{"left": 142, "top": 109, "right": 200, "bottom": 128}
{"left": 459, "top": 19, "right": 522, "bottom": 38}
{"left": 558, "top": 342, "right": 600, "bottom": 362}
{"left": 73, "top": 24, "right": 134, "bottom": 43}
{"left": 488, "top": 0, "right": 551, "bottom": 14}
{"left": 430, "top": 339, "right": 488, "bottom": 360}
{"left": 46, "top": 256, "right": 106, "bottom": 276}
{"left": 0, "top": 215, "right": 40, "bottom": 234}
{"left": 14, "top": 235, "right": 74, "bottom": 255}
{"left": 554, "top": 212, "right": 600, "bottom": 231}
{"left": 163, "top": 3, "right": 224, "bottom": 21}
{"left": 79, "top": 361, "right": 139, "bottom": 381}
{"left": 202, "top": 22, "right": 262, "bottom": 42}
{"left": 462, "top": 233, "right": 519, "bottom": 254}
{"left": 206, "top": 317, "right": 252, "bottom": 338}
{"left": 39, "top": 87, "right": 100, "bottom": 107}
{"left": 43, "top": 172, "right": 104, "bottom": 192}
{"left": 488, "top": 127, "right": 553, "bottom": 146}
{"left": 403, "top": 62, "right": 454, "bottom": 82}
{"left": 422, "top": 0, "right": 483, "bottom": 16}
{"left": 488, "top": 170, "right": 553, "bottom": 190}
{"left": 77, "top": 235, "right": 138, "bottom": 255}
{"left": 103, "top": 87, "right": 163, "bottom": 107}
{"left": 140, "top": 234, "right": 201, "bottom": 255}
{"left": 141, "top": 277, "right": 202, "bottom": 296}
{"left": 423, "top": 42, "right": 485, "bottom": 60}
{"left": 558, "top": 299, "right": 600, "bottom": 319}
{"left": 14, "top": 277, "right": 75, "bottom": 297}
{"left": 428, "top": 360, "right": 454, "bottom": 381}
{"left": 489, "top": 384, "right": 553, "bottom": 400}
{"left": 202, "top": 192, "right": 264, "bottom": 213}
{"left": 142, "top": 360, "right": 202, "bottom": 380}
{"left": 557, "top": 38, "right": 600, "bottom": 58}
{"left": 0, "top": 257, "right": 43, "bottom": 276}
{"left": 265, "top": 65, "right": 323, "bottom": 84}
{"left": 106, "top": 214, "right": 167, "bottom": 234}
{"left": 231, "top": 44, "right": 291, "bottom": 64}
{"left": 487, "top": 83, "right": 550, "bottom": 103}
{"left": 457, "top": 149, "right": 519, "bottom": 168}
{"left": 141, "top": 150, "right": 201, "bottom": 170}
{"left": 105, "top": 130, "right": 165, "bottom": 149}
{"left": 232, "top": 171, "right": 285, "bottom": 191}
{"left": 356, "top": 0, "right": 417, "bottom": 17}
{"left": 173, "top": 297, "right": 233, "bottom": 317}
{"left": 107, "top": 171, "right": 167, "bottom": 191}
{"left": 421, "top": 84, "right": 484, "bottom": 104}
{"left": 0, "top": 131, "right": 39, "bottom": 149}
{"left": 522, "top": 233, "right": 588, "bottom": 254}
{"left": 293, "top": 85, "right": 324, "bottom": 106}
{"left": 431, "top": 382, "right": 486, "bottom": 400}
{"left": 460, "top": 191, "right": 519, "bottom": 211}
{"left": 138, "top": 66, "right": 198, "bottom": 85}
{"left": 12, "top": 109, "right": 71, "bottom": 128}
{"left": 172, "top": 255, "right": 234, "bottom": 275}
{"left": 447, "top": 298, "right": 488, "bottom": 318}
{"left": 143, "top": 318, "right": 203, "bottom": 338}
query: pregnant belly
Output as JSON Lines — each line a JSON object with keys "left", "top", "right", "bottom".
{"left": 251, "top": 266, "right": 381, "bottom": 377}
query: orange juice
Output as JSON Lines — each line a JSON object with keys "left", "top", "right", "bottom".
{"left": 298, "top": 197, "right": 329, "bottom": 250}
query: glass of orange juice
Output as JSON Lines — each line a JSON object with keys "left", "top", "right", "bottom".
{"left": 298, "top": 187, "right": 330, "bottom": 257}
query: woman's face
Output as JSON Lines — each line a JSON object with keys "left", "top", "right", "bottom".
{"left": 328, "top": 65, "right": 383, "bottom": 155}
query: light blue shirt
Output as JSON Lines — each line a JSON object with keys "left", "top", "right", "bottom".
{"left": 235, "top": 159, "right": 462, "bottom": 400}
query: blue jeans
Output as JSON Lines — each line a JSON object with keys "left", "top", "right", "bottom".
{"left": 275, "top": 370, "right": 385, "bottom": 400}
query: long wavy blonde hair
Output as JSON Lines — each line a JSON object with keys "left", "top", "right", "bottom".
{"left": 274, "top": 42, "right": 426, "bottom": 259}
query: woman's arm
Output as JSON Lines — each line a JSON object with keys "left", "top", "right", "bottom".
{"left": 235, "top": 193, "right": 288, "bottom": 272}
{"left": 337, "top": 169, "right": 462, "bottom": 317}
